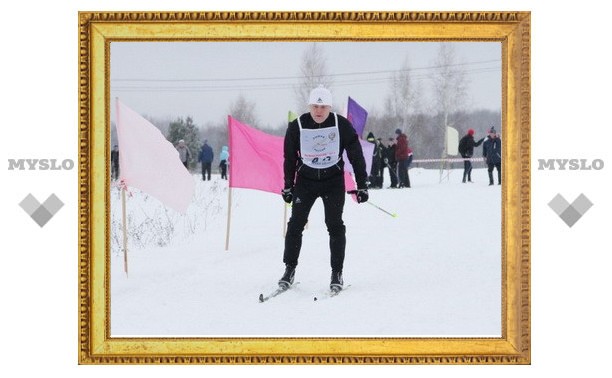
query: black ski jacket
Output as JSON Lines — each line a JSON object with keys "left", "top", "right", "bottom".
{"left": 283, "top": 112, "right": 368, "bottom": 190}
{"left": 459, "top": 134, "right": 484, "bottom": 158}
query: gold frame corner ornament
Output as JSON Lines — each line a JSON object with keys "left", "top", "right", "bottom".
{"left": 78, "top": 10, "right": 530, "bottom": 365}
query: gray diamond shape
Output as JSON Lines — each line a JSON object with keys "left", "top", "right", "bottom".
{"left": 559, "top": 206, "right": 582, "bottom": 228}
{"left": 42, "top": 193, "right": 64, "bottom": 215}
{"left": 19, "top": 193, "right": 41, "bottom": 215}
{"left": 571, "top": 193, "right": 593, "bottom": 215}
{"left": 30, "top": 205, "right": 54, "bottom": 227}
{"left": 19, "top": 193, "right": 64, "bottom": 227}
{"left": 549, "top": 193, "right": 594, "bottom": 228}
{"left": 548, "top": 193, "right": 570, "bottom": 216}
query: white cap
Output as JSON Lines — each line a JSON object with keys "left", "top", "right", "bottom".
{"left": 308, "top": 85, "right": 332, "bottom": 107}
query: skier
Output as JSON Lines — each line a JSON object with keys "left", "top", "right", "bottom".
{"left": 279, "top": 85, "right": 369, "bottom": 292}
{"left": 458, "top": 128, "right": 484, "bottom": 183}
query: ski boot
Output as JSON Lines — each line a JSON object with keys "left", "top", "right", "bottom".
{"left": 330, "top": 270, "right": 344, "bottom": 293}
{"left": 278, "top": 264, "right": 296, "bottom": 289}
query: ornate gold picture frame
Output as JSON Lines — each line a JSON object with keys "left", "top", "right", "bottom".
{"left": 78, "top": 11, "right": 530, "bottom": 364}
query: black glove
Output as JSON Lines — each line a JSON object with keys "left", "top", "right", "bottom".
{"left": 356, "top": 189, "right": 369, "bottom": 203}
{"left": 348, "top": 189, "right": 369, "bottom": 203}
{"left": 281, "top": 187, "right": 293, "bottom": 204}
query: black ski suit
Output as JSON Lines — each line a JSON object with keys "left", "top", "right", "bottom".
{"left": 283, "top": 112, "right": 368, "bottom": 272}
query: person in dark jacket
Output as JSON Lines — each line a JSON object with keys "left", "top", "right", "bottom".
{"left": 111, "top": 144, "right": 120, "bottom": 180}
{"left": 198, "top": 140, "right": 214, "bottom": 181}
{"left": 219, "top": 145, "right": 229, "bottom": 180}
{"left": 279, "top": 85, "right": 368, "bottom": 292}
{"left": 394, "top": 129, "right": 412, "bottom": 188}
{"left": 458, "top": 128, "right": 485, "bottom": 183}
{"left": 366, "top": 132, "right": 384, "bottom": 189}
{"left": 483, "top": 126, "right": 502, "bottom": 185}
{"left": 383, "top": 137, "right": 398, "bottom": 188}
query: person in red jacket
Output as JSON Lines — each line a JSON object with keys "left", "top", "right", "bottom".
{"left": 394, "top": 128, "right": 412, "bottom": 188}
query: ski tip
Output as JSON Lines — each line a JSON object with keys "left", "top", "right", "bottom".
{"left": 392, "top": 213, "right": 398, "bottom": 218}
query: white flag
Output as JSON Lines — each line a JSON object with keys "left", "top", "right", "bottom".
{"left": 116, "top": 99, "right": 194, "bottom": 213}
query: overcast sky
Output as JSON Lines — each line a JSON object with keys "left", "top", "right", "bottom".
{"left": 110, "top": 41, "right": 501, "bottom": 129}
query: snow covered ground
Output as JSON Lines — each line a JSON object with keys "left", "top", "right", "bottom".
{"left": 110, "top": 167, "right": 501, "bottom": 338}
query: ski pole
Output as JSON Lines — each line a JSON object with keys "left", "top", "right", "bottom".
{"left": 384, "top": 160, "right": 398, "bottom": 179}
{"left": 366, "top": 201, "right": 398, "bottom": 218}
{"left": 347, "top": 190, "right": 398, "bottom": 218}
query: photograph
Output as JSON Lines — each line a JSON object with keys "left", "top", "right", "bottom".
{"left": 79, "top": 10, "right": 530, "bottom": 363}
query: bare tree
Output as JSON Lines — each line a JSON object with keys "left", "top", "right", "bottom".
{"left": 228, "top": 94, "right": 259, "bottom": 128}
{"left": 429, "top": 43, "right": 470, "bottom": 180}
{"left": 430, "top": 43, "right": 470, "bottom": 158}
{"left": 293, "top": 43, "right": 333, "bottom": 111}
{"left": 384, "top": 56, "right": 420, "bottom": 138}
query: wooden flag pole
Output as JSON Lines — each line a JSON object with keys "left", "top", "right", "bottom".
{"left": 225, "top": 187, "right": 232, "bottom": 251}
{"left": 121, "top": 187, "right": 129, "bottom": 277}
{"left": 116, "top": 97, "right": 128, "bottom": 277}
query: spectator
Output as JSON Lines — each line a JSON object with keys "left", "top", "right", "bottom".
{"left": 198, "top": 140, "right": 214, "bottom": 180}
{"left": 383, "top": 138, "right": 398, "bottom": 188}
{"left": 111, "top": 144, "right": 120, "bottom": 180}
{"left": 458, "top": 128, "right": 484, "bottom": 183}
{"left": 394, "top": 129, "right": 411, "bottom": 188}
{"left": 176, "top": 139, "right": 191, "bottom": 169}
{"left": 219, "top": 145, "right": 229, "bottom": 180}
{"left": 483, "top": 126, "right": 502, "bottom": 185}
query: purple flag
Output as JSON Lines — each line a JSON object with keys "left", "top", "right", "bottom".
{"left": 347, "top": 96, "right": 368, "bottom": 138}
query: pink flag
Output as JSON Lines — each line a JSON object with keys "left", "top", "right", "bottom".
{"left": 116, "top": 99, "right": 195, "bottom": 213}
{"left": 343, "top": 139, "right": 373, "bottom": 202}
{"left": 228, "top": 116, "right": 284, "bottom": 194}
{"left": 343, "top": 171, "right": 358, "bottom": 201}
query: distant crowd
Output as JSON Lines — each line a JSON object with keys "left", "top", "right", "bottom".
{"left": 110, "top": 126, "right": 501, "bottom": 187}
{"left": 363, "top": 125, "right": 502, "bottom": 188}
{"left": 364, "top": 128, "right": 413, "bottom": 189}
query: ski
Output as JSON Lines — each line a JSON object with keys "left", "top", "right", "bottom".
{"left": 313, "top": 284, "right": 351, "bottom": 301}
{"left": 258, "top": 282, "right": 300, "bottom": 303}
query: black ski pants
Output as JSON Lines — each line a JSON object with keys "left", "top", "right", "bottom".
{"left": 487, "top": 162, "right": 501, "bottom": 184}
{"left": 201, "top": 162, "right": 212, "bottom": 180}
{"left": 397, "top": 157, "right": 411, "bottom": 188}
{"left": 463, "top": 159, "right": 473, "bottom": 182}
{"left": 283, "top": 174, "right": 346, "bottom": 272}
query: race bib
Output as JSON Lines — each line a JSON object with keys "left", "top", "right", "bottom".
{"left": 298, "top": 113, "right": 340, "bottom": 169}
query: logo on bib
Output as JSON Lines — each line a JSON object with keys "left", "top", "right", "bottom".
{"left": 312, "top": 135, "right": 327, "bottom": 152}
